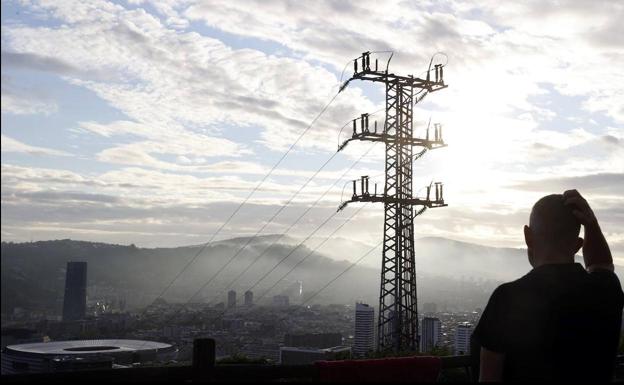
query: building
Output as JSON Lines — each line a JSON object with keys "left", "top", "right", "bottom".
{"left": 272, "top": 295, "right": 289, "bottom": 307}
{"left": 62, "top": 261, "right": 87, "bottom": 322}
{"left": 279, "top": 346, "right": 351, "bottom": 365}
{"left": 1, "top": 339, "right": 176, "bottom": 375}
{"left": 420, "top": 317, "right": 442, "bottom": 353}
{"left": 353, "top": 303, "right": 375, "bottom": 357}
{"left": 244, "top": 290, "right": 253, "bottom": 306}
{"left": 227, "top": 290, "right": 236, "bottom": 309}
{"left": 454, "top": 322, "right": 473, "bottom": 355}
{"left": 284, "top": 333, "right": 342, "bottom": 349}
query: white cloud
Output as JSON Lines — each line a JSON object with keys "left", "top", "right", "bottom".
{"left": 1, "top": 92, "right": 57, "bottom": 115}
{"left": 1, "top": 74, "right": 58, "bottom": 115}
{"left": 1, "top": 134, "right": 70, "bottom": 156}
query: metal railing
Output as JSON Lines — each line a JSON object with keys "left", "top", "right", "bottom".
{"left": 3, "top": 338, "right": 476, "bottom": 383}
{"left": 3, "top": 338, "right": 623, "bottom": 383}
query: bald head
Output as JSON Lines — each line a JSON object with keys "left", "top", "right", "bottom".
{"left": 529, "top": 194, "right": 581, "bottom": 257}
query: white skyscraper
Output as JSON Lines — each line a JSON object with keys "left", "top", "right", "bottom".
{"left": 353, "top": 303, "right": 375, "bottom": 357}
{"left": 454, "top": 322, "right": 473, "bottom": 355}
{"left": 420, "top": 317, "right": 442, "bottom": 353}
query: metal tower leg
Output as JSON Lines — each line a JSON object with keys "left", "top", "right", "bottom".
{"left": 378, "top": 81, "right": 419, "bottom": 352}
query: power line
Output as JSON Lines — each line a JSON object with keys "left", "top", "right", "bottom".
{"left": 148, "top": 205, "right": 354, "bottom": 347}
{"left": 130, "top": 83, "right": 350, "bottom": 351}
{"left": 146, "top": 90, "right": 343, "bottom": 307}
{"left": 203, "top": 143, "right": 377, "bottom": 305}
{"left": 184, "top": 149, "right": 341, "bottom": 304}
{"left": 138, "top": 105, "right": 376, "bottom": 346}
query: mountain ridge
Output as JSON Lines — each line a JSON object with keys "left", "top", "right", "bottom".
{"left": 2, "top": 236, "right": 621, "bottom": 315}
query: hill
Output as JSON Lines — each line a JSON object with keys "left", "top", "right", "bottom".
{"left": 2, "top": 236, "right": 621, "bottom": 315}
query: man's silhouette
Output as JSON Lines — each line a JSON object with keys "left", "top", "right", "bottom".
{"left": 473, "top": 190, "right": 623, "bottom": 382}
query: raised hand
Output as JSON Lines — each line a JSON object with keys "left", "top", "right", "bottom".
{"left": 563, "top": 189, "right": 612, "bottom": 271}
{"left": 563, "top": 189, "right": 597, "bottom": 227}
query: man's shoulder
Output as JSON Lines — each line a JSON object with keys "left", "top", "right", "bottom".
{"left": 488, "top": 281, "right": 519, "bottom": 302}
{"left": 586, "top": 268, "right": 624, "bottom": 301}
{"left": 497, "top": 271, "right": 535, "bottom": 292}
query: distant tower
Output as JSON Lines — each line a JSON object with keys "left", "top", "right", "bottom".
{"left": 62, "top": 261, "right": 87, "bottom": 321}
{"left": 227, "top": 290, "right": 236, "bottom": 308}
{"left": 244, "top": 290, "right": 253, "bottom": 307}
{"left": 454, "top": 322, "right": 473, "bottom": 355}
{"left": 420, "top": 317, "right": 441, "bottom": 353}
{"left": 353, "top": 303, "right": 375, "bottom": 357}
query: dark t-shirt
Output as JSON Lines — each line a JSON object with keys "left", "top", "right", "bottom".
{"left": 473, "top": 263, "right": 624, "bottom": 382}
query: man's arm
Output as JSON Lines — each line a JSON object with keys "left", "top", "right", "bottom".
{"left": 583, "top": 221, "right": 614, "bottom": 273}
{"left": 479, "top": 347, "right": 504, "bottom": 382}
{"left": 563, "top": 189, "right": 613, "bottom": 272}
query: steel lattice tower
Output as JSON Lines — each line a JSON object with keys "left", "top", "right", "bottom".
{"left": 338, "top": 52, "right": 448, "bottom": 352}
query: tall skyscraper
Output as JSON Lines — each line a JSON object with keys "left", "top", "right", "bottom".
{"left": 227, "top": 290, "right": 236, "bottom": 308}
{"left": 353, "top": 303, "right": 375, "bottom": 357}
{"left": 454, "top": 322, "right": 473, "bottom": 355}
{"left": 244, "top": 290, "right": 253, "bottom": 306}
{"left": 62, "top": 261, "right": 87, "bottom": 322}
{"left": 420, "top": 317, "right": 442, "bottom": 353}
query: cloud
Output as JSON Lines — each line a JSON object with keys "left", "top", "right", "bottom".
{"left": 184, "top": 0, "right": 624, "bottom": 124}
{"left": 1, "top": 74, "right": 58, "bottom": 115}
{"left": 1, "top": 0, "right": 622, "bottom": 253}
{"left": 3, "top": 1, "right": 376, "bottom": 160}
{"left": 511, "top": 173, "right": 624, "bottom": 195}
{"left": 0, "top": 135, "right": 70, "bottom": 156}
{"left": 3, "top": 51, "right": 79, "bottom": 76}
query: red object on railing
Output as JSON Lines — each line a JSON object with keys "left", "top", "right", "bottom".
{"left": 314, "top": 356, "right": 442, "bottom": 383}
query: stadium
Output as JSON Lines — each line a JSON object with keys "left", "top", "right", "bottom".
{"left": 1, "top": 339, "right": 176, "bottom": 375}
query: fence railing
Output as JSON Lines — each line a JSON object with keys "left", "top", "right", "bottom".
{"left": 3, "top": 338, "right": 474, "bottom": 382}
{"left": 3, "top": 338, "right": 623, "bottom": 383}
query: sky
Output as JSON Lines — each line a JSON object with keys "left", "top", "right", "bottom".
{"left": 1, "top": 0, "right": 623, "bottom": 265}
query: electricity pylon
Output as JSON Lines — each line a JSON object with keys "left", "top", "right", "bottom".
{"left": 338, "top": 52, "right": 448, "bottom": 352}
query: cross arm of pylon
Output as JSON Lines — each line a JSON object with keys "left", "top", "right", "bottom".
{"left": 338, "top": 111, "right": 447, "bottom": 152}
{"left": 338, "top": 177, "right": 447, "bottom": 212}
{"left": 348, "top": 52, "right": 447, "bottom": 91}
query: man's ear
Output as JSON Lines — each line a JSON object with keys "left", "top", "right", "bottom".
{"left": 524, "top": 225, "right": 535, "bottom": 267}
{"left": 524, "top": 225, "right": 532, "bottom": 248}
{"left": 574, "top": 237, "right": 583, "bottom": 255}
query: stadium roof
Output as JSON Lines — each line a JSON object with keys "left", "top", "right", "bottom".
{"left": 5, "top": 339, "right": 173, "bottom": 356}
